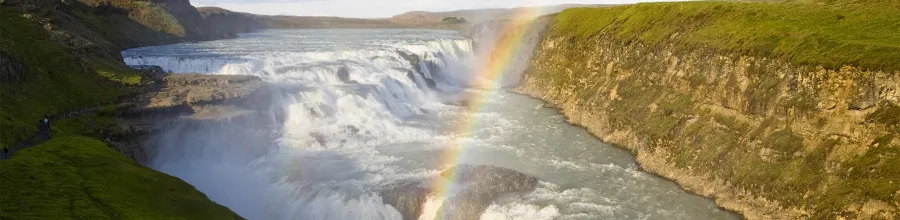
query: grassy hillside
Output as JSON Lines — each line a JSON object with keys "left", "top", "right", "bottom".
{"left": 1, "top": 4, "right": 241, "bottom": 219}
{"left": 0, "top": 136, "right": 242, "bottom": 219}
{"left": 0, "top": 8, "right": 137, "bottom": 147}
{"left": 553, "top": 1, "right": 900, "bottom": 71}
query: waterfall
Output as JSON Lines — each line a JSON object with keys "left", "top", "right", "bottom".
{"left": 123, "top": 29, "right": 476, "bottom": 220}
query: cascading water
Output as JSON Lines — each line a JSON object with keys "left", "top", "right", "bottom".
{"left": 123, "top": 29, "right": 739, "bottom": 220}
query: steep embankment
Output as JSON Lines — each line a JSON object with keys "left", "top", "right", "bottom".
{"left": 1, "top": 0, "right": 243, "bottom": 218}
{"left": 0, "top": 136, "right": 242, "bottom": 219}
{"left": 516, "top": 1, "right": 900, "bottom": 219}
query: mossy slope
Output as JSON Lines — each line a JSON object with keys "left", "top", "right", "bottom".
{"left": 0, "top": 136, "right": 242, "bottom": 219}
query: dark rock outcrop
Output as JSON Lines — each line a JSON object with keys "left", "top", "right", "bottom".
{"left": 160, "top": 0, "right": 224, "bottom": 41}
{"left": 397, "top": 50, "right": 437, "bottom": 89}
{"left": 336, "top": 66, "right": 360, "bottom": 84}
{"left": 380, "top": 165, "right": 538, "bottom": 220}
{"left": 1, "top": 0, "right": 59, "bottom": 16}
{"left": 0, "top": 51, "right": 28, "bottom": 85}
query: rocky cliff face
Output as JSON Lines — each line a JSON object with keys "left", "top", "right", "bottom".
{"left": 516, "top": 24, "right": 900, "bottom": 219}
{"left": 112, "top": 71, "right": 271, "bottom": 161}
{"left": 157, "top": 0, "right": 227, "bottom": 41}
{"left": 197, "top": 7, "right": 265, "bottom": 37}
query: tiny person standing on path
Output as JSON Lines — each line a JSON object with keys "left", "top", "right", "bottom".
{"left": 3, "top": 146, "right": 8, "bottom": 159}
{"left": 43, "top": 115, "right": 52, "bottom": 140}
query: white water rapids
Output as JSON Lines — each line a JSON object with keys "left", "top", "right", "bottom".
{"left": 122, "top": 29, "right": 739, "bottom": 220}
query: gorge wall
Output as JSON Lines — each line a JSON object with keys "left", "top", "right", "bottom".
{"left": 515, "top": 2, "right": 900, "bottom": 219}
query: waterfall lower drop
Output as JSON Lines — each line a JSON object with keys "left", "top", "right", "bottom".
{"left": 125, "top": 29, "right": 740, "bottom": 220}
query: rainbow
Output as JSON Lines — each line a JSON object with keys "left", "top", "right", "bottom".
{"left": 425, "top": 6, "right": 547, "bottom": 218}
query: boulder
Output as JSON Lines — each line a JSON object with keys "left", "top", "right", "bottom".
{"left": 380, "top": 165, "right": 538, "bottom": 220}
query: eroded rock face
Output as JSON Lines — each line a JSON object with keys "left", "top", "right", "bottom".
{"left": 380, "top": 165, "right": 539, "bottom": 220}
{"left": 114, "top": 72, "right": 274, "bottom": 163}
{"left": 137, "top": 73, "right": 264, "bottom": 119}
{"left": 516, "top": 31, "right": 900, "bottom": 219}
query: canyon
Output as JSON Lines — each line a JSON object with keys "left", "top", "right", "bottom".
{"left": 2, "top": 0, "right": 899, "bottom": 219}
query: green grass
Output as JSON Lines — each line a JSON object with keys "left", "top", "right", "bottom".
{"left": 0, "top": 9, "right": 139, "bottom": 146}
{"left": 0, "top": 5, "right": 241, "bottom": 220}
{"left": 0, "top": 136, "right": 242, "bottom": 219}
{"left": 92, "top": 59, "right": 143, "bottom": 85}
{"left": 553, "top": 1, "right": 900, "bottom": 71}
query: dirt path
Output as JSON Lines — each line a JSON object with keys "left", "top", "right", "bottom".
{"left": 1, "top": 105, "right": 105, "bottom": 160}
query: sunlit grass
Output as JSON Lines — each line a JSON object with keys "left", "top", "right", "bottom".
{"left": 553, "top": 1, "right": 900, "bottom": 71}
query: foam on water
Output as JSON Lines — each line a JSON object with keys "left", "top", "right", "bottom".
{"left": 124, "top": 29, "right": 740, "bottom": 220}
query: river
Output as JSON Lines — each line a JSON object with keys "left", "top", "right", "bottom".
{"left": 122, "top": 29, "right": 739, "bottom": 220}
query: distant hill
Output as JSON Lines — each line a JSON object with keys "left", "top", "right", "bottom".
{"left": 389, "top": 4, "right": 610, "bottom": 25}
{"left": 194, "top": 4, "right": 607, "bottom": 31}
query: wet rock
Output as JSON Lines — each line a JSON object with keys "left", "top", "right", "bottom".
{"left": 436, "top": 165, "right": 539, "bottom": 220}
{"left": 337, "top": 66, "right": 359, "bottom": 84}
{"left": 397, "top": 50, "right": 437, "bottom": 89}
{"left": 380, "top": 165, "right": 538, "bottom": 220}
{"left": 381, "top": 181, "right": 430, "bottom": 220}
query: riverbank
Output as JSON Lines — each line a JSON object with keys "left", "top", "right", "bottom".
{"left": 516, "top": 1, "right": 900, "bottom": 219}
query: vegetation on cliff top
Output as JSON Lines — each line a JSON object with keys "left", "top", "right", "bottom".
{"left": 553, "top": 0, "right": 900, "bottom": 71}
{"left": 0, "top": 136, "right": 242, "bottom": 219}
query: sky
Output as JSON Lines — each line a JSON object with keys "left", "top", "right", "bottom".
{"left": 191, "top": 0, "right": 667, "bottom": 18}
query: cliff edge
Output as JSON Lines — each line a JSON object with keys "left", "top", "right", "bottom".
{"left": 516, "top": 1, "right": 900, "bottom": 219}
